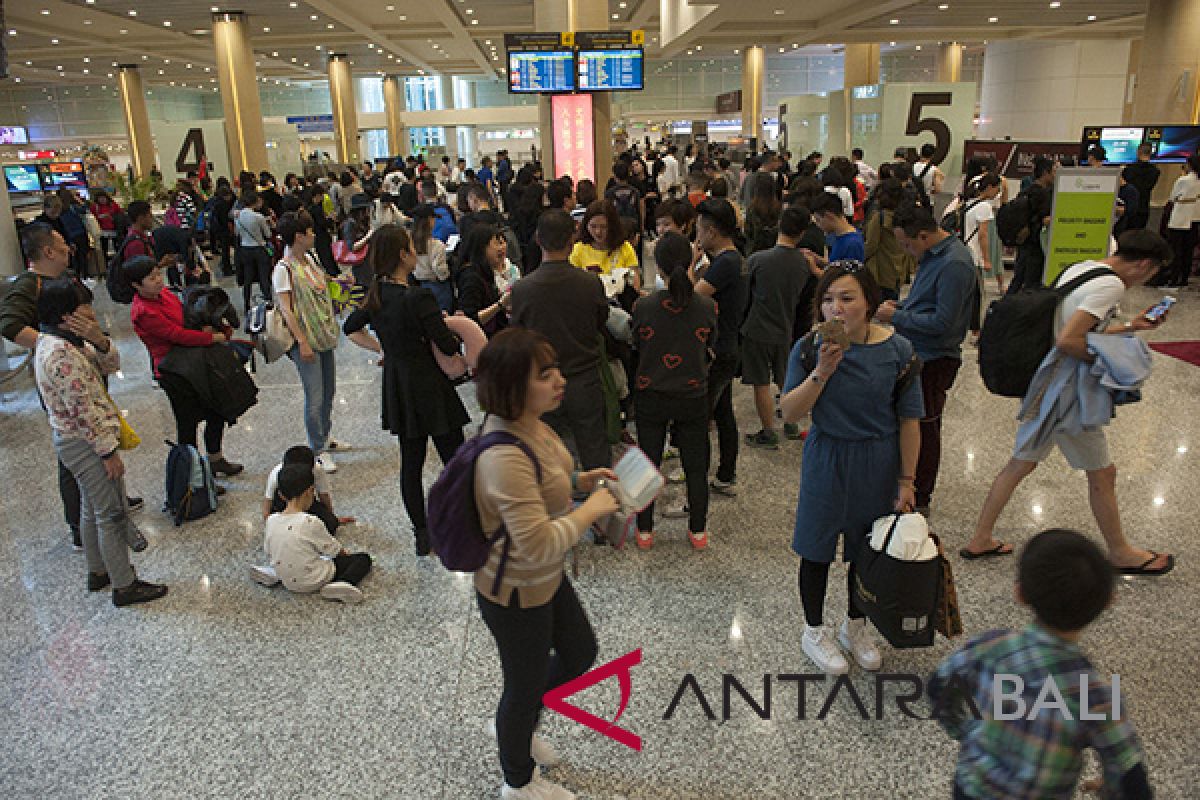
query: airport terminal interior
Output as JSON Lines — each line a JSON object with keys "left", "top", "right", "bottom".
{"left": 1, "top": 1, "right": 1199, "bottom": 798}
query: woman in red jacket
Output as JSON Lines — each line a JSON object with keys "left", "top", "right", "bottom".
{"left": 119, "top": 256, "right": 243, "bottom": 477}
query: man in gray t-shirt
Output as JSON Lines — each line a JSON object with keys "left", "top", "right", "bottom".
{"left": 741, "top": 207, "right": 813, "bottom": 449}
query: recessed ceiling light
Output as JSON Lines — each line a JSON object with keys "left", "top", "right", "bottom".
{"left": 83, "top": 57, "right": 90, "bottom": 62}
{"left": 938, "top": 3, "right": 949, "bottom": 9}
{"left": 326, "top": 23, "right": 334, "bottom": 28}
{"left": 774, "top": 8, "right": 784, "bottom": 14}
{"left": 915, "top": 45, "right": 922, "bottom": 50}
{"left": 890, "top": 41, "right": 897, "bottom": 46}
{"left": 386, "top": 4, "right": 395, "bottom": 9}
{"left": 51, "top": 38, "right": 60, "bottom": 44}
{"left": 890, "top": 18, "right": 900, "bottom": 24}
{"left": 289, "top": 1, "right": 297, "bottom": 5}
{"left": 128, "top": 9, "right": 137, "bottom": 16}
{"left": 471, "top": 19, "right": 478, "bottom": 24}
{"left": 611, "top": 13, "right": 618, "bottom": 19}
{"left": 1049, "top": 1, "right": 1061, "bottom": 6}
{"left": 399, "top": 15, "right": 406, "bottom": 20}
{"left": 6, "top": 29, "right": 15, "bottom": 35}
{"left": 1087, "top": 14, "right": 1097, "bottom": 20}
{"left": 263, "top": 26, "right": 271, "bottom": 32}
{"left": 84, "top": 19, "right": 93, "bottom": 25}
{"left": 465, "top": 8, "right": 474, "bottom": 14}
{"left": 211, "top": 5, "right": 218, "bottom": 10}
{"left": 41, "top": 9, "right": 51, "bottom": 15}
{"left": 989, "top": 16, "right": 999, "bottom": 22}
{"left": 163, "top": 21, "right": 172, "bottom": 27}
{"left": 311, "top": 14, "right": 318, "bottom": 20}
{"left": 120, "top": 29, "right": 128, "bottom": 34}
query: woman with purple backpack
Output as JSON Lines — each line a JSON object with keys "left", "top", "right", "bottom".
{"left": 470, "top": 327, "right": 619, "bottom": 800}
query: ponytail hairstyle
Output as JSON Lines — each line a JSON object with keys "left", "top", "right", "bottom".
{"left": 364, "top": 224, "right": 414, "bottom": 314}
{"left": 410, "top": 205, "right": 436, "bottom": 256}
{"left": 654, "top": 232, "right": 695, "bottom": 310}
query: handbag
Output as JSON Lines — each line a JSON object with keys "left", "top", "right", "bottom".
{"left": 101, "top": 387, "right": 141, "bottom": 450}
{"left": 934, "top": 535, "right": 963, "bottom": 639}
{"left": 852, "top": 513, "right": 943, "bottom": 649}
{"left": 332, "top": 240, "right": 369, "bottom": 266}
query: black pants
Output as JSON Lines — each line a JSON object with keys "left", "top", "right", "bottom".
{"left": 477, "top": 578, "right": 597, "bottom": 789}
{"left": 165, "top": 384, "right": 225, "bottom": 454}
{"left": 1007, "top": 244, "right": 1043, "bottom": 294}
{"left": 70, "top": 235, "right": 92, "bottom": 278}
{"left": 399, "top": 429, "right": 465, "bottom": 532}
{"left": 59, "top": 458, "right": 81, "bottom": 534}
{"left": 544, "top": 367, "right": 611, "bottom": 470}
{"left": 211, "top": 229, "right": 233, "bottom": 276}
{"left": 240, "top": 245, "right": 273, "bottom": 312}
{"left": 1167, "top": 226, "right": 1196, "bottom": 287}
{"left": 706, "top": 352, "right": 739, "bottom": 483}
{"left": 798, "top": 559, "right": 863, "bottom": 627}
{"left": 915, "top": 357, "right": 961, "bottom": 508}
{"left": 635, "top": 390, "right": 709, "bottom": 533}
{"left": 331, "top": 552, "right": 372, "bottom": 585}
{"left": 968, "top": 270, "right": 983, "bottom": 333}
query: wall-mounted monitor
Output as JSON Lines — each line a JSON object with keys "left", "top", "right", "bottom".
{"left": 0, "top": 126, "right": 30, "bottom": 145}
{"left": 4, "top": 164, "right": 42, "bottom": 193}
{"left": 1097, "top": 127, "right": 1144, "bottom": 163}
{"left": 508, "top": 50, "right": 576, "bottom": 94}
{"left": 1154, "top": 125, "right": 1200, "bottom": 163}
{"left": 577, "top": 48, "right": 644, "bottom": 91}
{"left": 41, "top": 161, "right": 89, "bottom": 191}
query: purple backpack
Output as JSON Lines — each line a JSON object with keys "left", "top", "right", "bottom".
{"left": 427, "top": 431, "right": 542, "bottom": 595}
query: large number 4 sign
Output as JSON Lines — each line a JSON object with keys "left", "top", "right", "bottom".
{"left": 905, "top": 92, "right": 953, "bottom": 163}
{"left": 175, "top": 128, "right": 207, "bottom": 173}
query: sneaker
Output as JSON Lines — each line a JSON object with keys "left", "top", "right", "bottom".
{"left": 501, "top": 772, "right": 575, "bottom": 800}
{"left": 486, "top": 719, "right": 559, "bottom": 767}
{"left": 744, "top": 429, "right": 781, "bottom": 450}
{"left": 838, "top": 618, "right": 883, "bottom": 671}
{"left": 635, "top": 530, "right": 654, "bottom": 550}
{"left": 112, "top": 579, "right": 168, "bottom": 608}
{"left": 87, "top": 571, "right": 111, "bottom": 591}
{"left": 687, "top": 530, "right": 708, "bottom": 550}
{"left": 801, "top": 625, "right": 849, "bottom": 675}
{"left": 215, "top": 484, "right": 228, "bottom": 496}
{"left": 319, "top": 581, "right": 363, "bottom": 604}
{"left": 664, "top": 467, "right": 686, "bottom": 485}
{"left": 315, "top": 453, "right": 337, "bottom": 473}
{"left": 209, "top": 457, "right": 244, "bottom": 477}
{"left": 709, "top": 478, "right": 738, "bottom": 497}
{"left": 660, "top": 500, "right": 689, "bottom": 519}
{"left": 126, "top": 496, "right": 145, "bottom": 513}
{"left": 249, "top": 565, "right": 280, "bottom": 587}
{"left": 663, "top": 446, "right": 679, "bottom": 461}
{"left": 414, "top": 527, "right": 431, "bottom": 557}
{"left": 783, "top": 422, "right": 803, "bottom": 440}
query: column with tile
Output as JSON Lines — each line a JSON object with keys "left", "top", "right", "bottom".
{"left": 742, "top": 46, "right": 765, "bottom": 148}
{"left": 328, "top": 54, "right": 361, "bottom": 165}
{"left": 383, "top": 74, "right": 408, "bottom": 158}
{"left": 211, "top": 11, "right": 269, "bottom": 175}
{"left": 116, "top": 65, "right": 157, "bottom": 179}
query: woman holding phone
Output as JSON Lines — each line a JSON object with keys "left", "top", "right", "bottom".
{"left": 780, "top": 261, "right": 924, "bottom": 676}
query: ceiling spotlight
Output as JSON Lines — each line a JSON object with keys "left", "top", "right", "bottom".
{"left": 989, "top": 16, "right": 999, "bottom": 22}
{"left": 774, "top": 8, "right": 784, "bottom": 14}
{"left": 84, "top": 19, "right": 93, "bottom": 25}
{"left": 263, "top": 26, "right": 271, "bottom": 32}
{"left": 890, "top": 19, "right": 900, "bottom": 25}
{"left": 938, "top": 3, "right": 949, "bottom": 9}
{"left": 41, "top": 9, "right": 51, "bottom": 15}
{"left": 471, "top": 19, "right": 478, "bottom": 24}
{"left": 52, "top": 38, "right": 60, "bottom": 44}
{"left": 163, "top": 21, "right": 172, "bottom": 27}
{"left": 1050, "top": 1, "right": 1061, "bottom": 6}
{"left": 1087, "top": 14, "right": 1097, "bottom": 20}
{"left": 128, "top": 9, "right": 137, "bottom": 16}
{"left": 326, "top": 23, "right": 334, "bottom": 28}
{"left": 310, "top": 14, "right": 318, "bottom": 20}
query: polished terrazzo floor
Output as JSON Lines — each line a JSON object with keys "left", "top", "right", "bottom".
{"left": 1, "top": 275, "right": 1198, "bottom": 799}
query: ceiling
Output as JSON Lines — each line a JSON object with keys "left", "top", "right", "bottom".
{"left": 2, "top": 0, "right": 1148, "bottom": 90}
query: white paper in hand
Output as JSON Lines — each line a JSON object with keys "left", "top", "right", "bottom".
{"left": 611, "top": 446, "right": 665, "bottom": 513}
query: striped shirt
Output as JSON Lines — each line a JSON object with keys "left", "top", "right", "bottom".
{"left": 473, "top": 416, "right": 587, "bottom": 609}
{"left": 929, "top": 624, "right": 1145, "bottom": 799}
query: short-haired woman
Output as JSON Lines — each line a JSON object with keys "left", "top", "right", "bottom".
{"left": 472, "top": 328, "right": 619, "bottom": 800}
{"left": 780, "top": 262, "right": 924, "bottom": 676}
{"left": 274, "top": 210, "right": 341, "bottom": 471}
{"left": 343, "top": 224, "right": 468, "bottom": 556}
{"left": 34, "top": 277, "right": 166, "bottom": 607}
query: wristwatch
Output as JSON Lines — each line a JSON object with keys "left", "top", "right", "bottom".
{"left": 811, "top": 373, "right": 824, "bottom": 385}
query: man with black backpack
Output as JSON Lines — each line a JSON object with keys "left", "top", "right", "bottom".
{"left": 1004, "top": 156, "right": 1057, "bottom": 294}
{"left": 604, "top": 160, "right": 645, "bottom": 233}
{"left": 963, "top": 230, "right": 1175, "bottom": 578}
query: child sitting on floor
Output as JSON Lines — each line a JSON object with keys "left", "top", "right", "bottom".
{"left": 262, "top": 445, "right": 354, "bottom": 535}
{"left": 250, "top": 464, "right": 372, "bottom": 604}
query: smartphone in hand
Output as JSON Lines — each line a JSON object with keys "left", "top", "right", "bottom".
{"left": 1143, "top": 295, "right": 1176, "bottom": 323}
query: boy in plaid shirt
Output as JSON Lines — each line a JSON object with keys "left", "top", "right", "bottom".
{"left": 929, "top": 529, "right": 1152, "bottom": 799}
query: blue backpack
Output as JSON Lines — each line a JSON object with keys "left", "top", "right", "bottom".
{"left": 164, "top": 441, "right": 218, "bottom": 526}
{"left": 427, "top": 431, "right": 541, "bottom": 594}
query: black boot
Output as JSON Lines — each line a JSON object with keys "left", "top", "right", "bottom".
{"left": 414, "top": 527, "right": 431, "bottom": 557}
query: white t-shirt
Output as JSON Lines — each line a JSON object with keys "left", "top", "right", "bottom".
{"left": 916, "top": 161, "right": 943, "bottom": 195}
{"left": 263, "top": 512, "right": 339, "bottom": 593}
{"left": 963, "top": 200, "right": 995, "bottom": 267}
{"left": 264, "top": 462, "right": 331, "bottom": 502}
{"left": 272, "top": 251, "right": 326, "bottom": 297}
{"left": 1053, "top": 260, "right": 1125, "bottom": 338}
{"left": 1167, "top": 173, "right": 1200, "bottom": 230}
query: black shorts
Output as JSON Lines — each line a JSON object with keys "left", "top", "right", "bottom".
{"left": 740, "top": 337, "right": 789, "bottom": 386}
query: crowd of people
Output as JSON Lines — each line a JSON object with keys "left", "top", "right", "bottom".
{"left": 4, "top": 135, "right": 1192, "bottom": 800}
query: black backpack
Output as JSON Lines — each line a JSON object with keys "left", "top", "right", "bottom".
{"left": 607, "top": 185, "right": 641, "bottom": 222}
{"left": 105, "top": 230, "right": 146, "bottom": 304}
{"left": 977, "top": 267, "right": 1114, "bottom": 398}
{"left": 994, "top": 194, "right": 1034, "bottom": 247}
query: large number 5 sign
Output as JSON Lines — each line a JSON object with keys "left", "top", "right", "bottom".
{"left": 905, "top": 92, "right": 953, "bottom": 163}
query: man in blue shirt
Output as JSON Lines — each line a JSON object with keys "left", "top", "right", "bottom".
{"left": 877, "top": 204, "right": 976, "bottom": 514}
{"left": 800, "top": 192, "right": 864, "bottom": 277}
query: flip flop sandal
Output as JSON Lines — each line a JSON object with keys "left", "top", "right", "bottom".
{"left": 1117, "top": 552, "right": 1175, "bottom": 576}
{"left": 959, "top": 543, "right": 1014, "bottom": 560}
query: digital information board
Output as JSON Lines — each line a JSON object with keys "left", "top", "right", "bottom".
{"left": 4, "top": 164, "right": 41, "bottom": 193}
{"left": 578, "top": 49, "right": 644, "bottom": 91}
{"left": 509, "top": 51, "right": 576, "bottom": 93}
{"left": 1082, "top": 125, "right": 1200, "bottom": 164}
{"left": 41, "top": 161, "right": 89, "bottom": 191}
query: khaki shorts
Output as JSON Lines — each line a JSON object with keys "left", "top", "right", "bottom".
{"left": 1014, "top": 428, "right": 1111, "bottom": 472}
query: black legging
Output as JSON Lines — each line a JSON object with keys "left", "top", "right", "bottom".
{"left": 797, "top": 559, "right": 864, "bottom": 627}
{"left": 165, "top": 384, "right": 225, "bottom": 454}
{"left": 240, "top": 245, "right": 273, "bottom": 312}
{"left": 399, "top": 429, "right": 465, "bottom": 533}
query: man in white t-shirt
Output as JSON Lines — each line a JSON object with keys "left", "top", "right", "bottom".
{"left": 661, "top": 146, "right": 682, "bottom": 195}
{"left": 914, "top": 143, "right": 945, "bottom": 203}
{"left": 963, "top": 230, "right": 1176, "bottom": 577}
{"left": 1161, "top": 154, "right": 1200, "bottom": 288}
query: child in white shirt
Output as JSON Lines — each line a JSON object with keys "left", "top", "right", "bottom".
{"left": 262, "top": 445, "right": 354, "bottom": 535}
{"left": 250, "top": 464, "right": 371, "bottom": 604}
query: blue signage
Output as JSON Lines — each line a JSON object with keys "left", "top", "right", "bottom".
{"left": 508, "top": 50, "right": 575, "bottom": 93}
{"left": 287, "top": 114, "right": 335, "bottom": 133}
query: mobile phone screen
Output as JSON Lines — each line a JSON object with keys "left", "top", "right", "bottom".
{"left": 1144, "top": 296, "right": 1176, "bottom": 322}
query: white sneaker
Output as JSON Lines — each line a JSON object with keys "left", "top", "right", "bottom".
{"left": 487, "top": 719, "right": 559, "bottom": 766}
{"left": 315, "top": 453, "right": 337, "bottom": 473}
{"left": 838, "top": 618, "right": 883, "bottom": 671}
{"left": 664, "top": 467, "right": 686, "bottom": 485}
{"left": 500, "top": 771, "right": 575, "bottom": 800}
{"left": 249, "top": 565, "right": 280, "bottom": 587}
{"left": 801, "top": 625, "right": 848, "bottom": 675}
{"left": 319, "top": 581, "right": 362, "bottom": 604}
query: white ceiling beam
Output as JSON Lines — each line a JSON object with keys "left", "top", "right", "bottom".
{"left": 792, "top": 0, "right": 925, "bottom": 47}
{"left": 301, "top": 0, "right": 437, "bottom": 74}
{"left": 426, "top": 0, "right": 495, "bottom": 76}
{"left": 1024, "top": 13, "right": 1145, "bottom": 40}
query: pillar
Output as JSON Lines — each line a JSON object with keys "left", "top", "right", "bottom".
{"left": 937, "top": 43, "right": 963, "bottom": 83}
{"left": 0, "top": 187, "right": 22, "bottom": 278}
{"left": 843, "top": 43, "right": 881, "bottom": 88}
{"left": 212, "top": 11, "right": 268, "bottom": 175}
{"left": 741, "top": 46, "right": 766, "bottom": 148}
{"left": 1130, "top": 0, "right": 1200, "bottom": 124}
{"left": 383, "top": 75, "right": 408, "bottom": 157}
{"left": 116, "top": 65, "right": 156, "bottom": 180}
{"left": 328, "top": 53, "right": 361, "bottom": 165}
{"left": 455, "top": 79, "right": 477, "bottom": 166}
{"left": 571, "top": 0, "right": 613, "bottom": 186}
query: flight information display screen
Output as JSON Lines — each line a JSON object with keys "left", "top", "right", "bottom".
{"left": 508, "top": 50, "right": 576, "bottom": 93}
{"left": 577, "top": 48, "right": 644, "bottom": 91}
{"left": 41, "top": 161, "right": 89, "bottom": 191}
{"left": 4, "top": 164, "right": 41, "bottom": 193}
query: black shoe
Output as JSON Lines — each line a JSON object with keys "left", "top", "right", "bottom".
{"left": 126, "top": 496, "right": 145, "bottom": 513}
{"left": 210, "top": 457, "right": 244, "bottom": 477}
{"left": 414, "top": 527, "right": 431, "bottom": 557}
{"left": 112, "top": 579, "right": 168, "bottom": 607}
{"left": 71, "top": 528, "right": 83, "bottom": 551}
{"left": 87, "top": 572, "right": 111, "bottom": 591}
{"left": 215, "top": 484, "right": 228, "bottom": 496}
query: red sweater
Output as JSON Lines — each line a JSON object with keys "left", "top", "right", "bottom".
{"left": 131, "top": 289, "right": 214, "bottom": 375}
